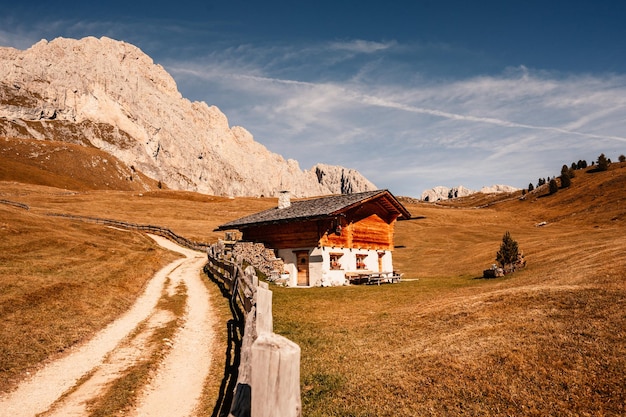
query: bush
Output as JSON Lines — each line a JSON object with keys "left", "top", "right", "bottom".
{"left": 619, "top": 155, "right": 626, "bottom": 163}
{"left": 528, "top": 183, "right": 534, "bottom": 192}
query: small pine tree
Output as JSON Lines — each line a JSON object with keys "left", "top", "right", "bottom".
{"left": 496, "top": 231, "right": 519, "bottom": 272}
{"left": 560, "top": 164, "right": 571, "bottom": 188}
{"left": 597, "top": 153, "right": 609, "bottom": 171}
{"left": 528, "top": 183, "right": 534, "bottom": 192}
{"left": 549, "top": 178, "right": 559, "bottom": 194}
{"left": 619, "top": 155, "right": 626, "bottom": 163}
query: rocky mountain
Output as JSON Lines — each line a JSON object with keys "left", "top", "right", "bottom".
{"left": 478, "top": 184, "right": 519, "bottom": 194}
{"left": 421, "top": 185, "right": 476, "bottom": 202}
{"left": 421, "top": 184, "right": 518, "bottom": 201}
{"left": 0, "top": 36, "right": 376, "bottom": 197}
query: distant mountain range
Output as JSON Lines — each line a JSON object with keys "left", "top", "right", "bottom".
{"left": 421, "top": 184, "right": 519, "bottom": 201}
{"left": 0, "top": 36, "right": 376, "bottom": 197}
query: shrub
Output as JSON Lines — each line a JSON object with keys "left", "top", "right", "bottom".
{"left": 619, "top": 155, "right": 626, "bottom": 163}
{"left": 528, "top": 183, "right": 534, "bottom": 192}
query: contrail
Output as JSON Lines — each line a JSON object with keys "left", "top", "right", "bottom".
{"left": 171, "top": 67, "right": 626, "bottom": 143}
{"left": 360, "top": 95, "right": 626, "bottom": 143}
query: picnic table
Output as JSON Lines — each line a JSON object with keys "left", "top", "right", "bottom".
{"left": 345, "top": 271, "right": 402, "bottom": 285}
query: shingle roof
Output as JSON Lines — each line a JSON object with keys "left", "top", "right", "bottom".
{"left": 216, "top": 189, "right": 411, "bottom": 230}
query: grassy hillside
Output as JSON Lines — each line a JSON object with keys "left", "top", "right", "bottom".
{"left": 274, "top": 163, "right": 626, "bottom": 416}
{"left": 1, "top": 145, "right": 625, "bottom": 415}
{"left": 0, "top": 137, "right": 161, "bottom": 191}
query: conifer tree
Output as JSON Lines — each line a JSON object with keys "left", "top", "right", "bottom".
{"left": 528, "top": 183, "right": 534, "bottom": 192}
{"left": 597, "top": 153, "right": 609, "bottom": 171}
{"left": 496, "top": 231, "right": 519, "bottom": 272}
{"left": 549, "top": 178, "right": 559, "bottom": 194}
{"left": 560, "top": 164, "right": 571, "bottom": 188}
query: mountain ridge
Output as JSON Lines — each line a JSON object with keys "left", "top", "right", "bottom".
{"left": 421, "top": 184, "right": 519, "bottom": 201}
{"left": 0, "top": 36, "right": 376, "bottom": 197}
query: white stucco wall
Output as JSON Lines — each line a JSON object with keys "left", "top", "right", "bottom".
{"left": 278, "top": 246, "right": 395, "bottom": 287}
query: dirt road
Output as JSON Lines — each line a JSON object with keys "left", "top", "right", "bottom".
{"left": 0, "top": 234, "right": 216, "bottom": 417}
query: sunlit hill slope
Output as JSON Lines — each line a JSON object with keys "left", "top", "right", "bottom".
{"left": 1, "top": 146, "right": 625, "bottom": 415}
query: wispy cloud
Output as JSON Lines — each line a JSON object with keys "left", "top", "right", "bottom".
{"left": 328, "top": 39, "right": 397, "bottom": 53}
{"left": 169, "top": 46, "right": 626, "bottom": 195}
{"left": 2, "top": 13, "right": 626, "bottom": 196}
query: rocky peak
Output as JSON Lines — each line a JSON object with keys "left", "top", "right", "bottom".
{"left": 421, "top": 184, "right": 518, "bottom": 201}
{"left": 421, "top": 185, "right": 475, "bottom": 202}
{"left": 0, "top": 36, "right": 376, "bottom": 197}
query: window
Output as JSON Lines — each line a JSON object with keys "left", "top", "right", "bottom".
{"left": 329, "top": 253, "right": 343, "bottom": 270}
{"left": 356, "top": 254, "right": 367, "bottom": 270}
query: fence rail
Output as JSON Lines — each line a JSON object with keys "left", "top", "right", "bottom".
{"left": 205, "top": 243, "right": 301, "bottom": 417}
{"left": 45, "top": 213, "right": 210, "bottom": 252}
{"left": 41, "top": 210, "right": 301, "bottom": 416}
{"left": 0, "top": 199, "right": 30, "bottom": 210}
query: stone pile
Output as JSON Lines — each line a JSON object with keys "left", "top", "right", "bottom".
{"left": 233, "top": 242, "right": 285, "bottom": 280}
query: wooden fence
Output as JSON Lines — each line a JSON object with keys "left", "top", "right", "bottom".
{"left": 37, "top": 211, "right": 300, "bottom": 416}
{"left": 0, "top": 199, "right": 30, "bottom": 210}
{"left": 45, "top": 213, "right": 211, "bottom": 251}
{"left": 205, "top": 242, "right": 301, "bottom": 417}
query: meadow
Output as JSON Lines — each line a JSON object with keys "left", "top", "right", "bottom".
{"left": 1, "top": 157, "right": 625, "bottom": 415}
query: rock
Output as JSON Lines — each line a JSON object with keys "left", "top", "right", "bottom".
{"left": 312, "top": 163, "right": 377, "bottom": 195}
{"left": 0, "top": 36, "right": 376, "bottom": 197}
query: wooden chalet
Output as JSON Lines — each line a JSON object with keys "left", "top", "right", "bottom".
{"left": 217, "top": 189, "right": 411, "bottom": 287}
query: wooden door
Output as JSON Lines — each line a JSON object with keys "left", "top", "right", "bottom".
{"left": 378, "top": 252, "right": 385, "bottom": 272}
{"left": 296, "top": 251, "right": 309, "bottom": 286}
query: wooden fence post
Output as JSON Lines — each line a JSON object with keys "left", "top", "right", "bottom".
{"left": 251, "top": 332, "right": 301, "bottom": 417}
{"left": 207, "top": 243, "right": 301, "bottom": 417}
{"left": 255, "top": 285, "right": 273, "bottom": 335}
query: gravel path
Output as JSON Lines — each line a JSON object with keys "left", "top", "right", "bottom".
{"left": 0, "top": 234, "right": 216, "bottom": 417}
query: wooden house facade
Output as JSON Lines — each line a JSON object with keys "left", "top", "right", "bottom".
{"left": 217, "top": 190, "right": 411, "bottom": 287}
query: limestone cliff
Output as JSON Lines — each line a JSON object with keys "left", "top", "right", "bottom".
{"left": 0, "top": 36, "right": 376, "bottom": 197}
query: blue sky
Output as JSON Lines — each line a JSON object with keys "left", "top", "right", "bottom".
{"left": 2, "top": 1, "right": 626, "bottom": 197}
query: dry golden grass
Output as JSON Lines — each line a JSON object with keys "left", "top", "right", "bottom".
{"left": 0, "top": 203, "right": 182, "bottom": 392}
{"left": 1, "top": 146, "right": 625, "bottom": 415}
{"left": 0, "top": 137, "right": 161, "bottom": 191}
{"left": 272, "top": 163, "right": 626, "bottom": 416}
